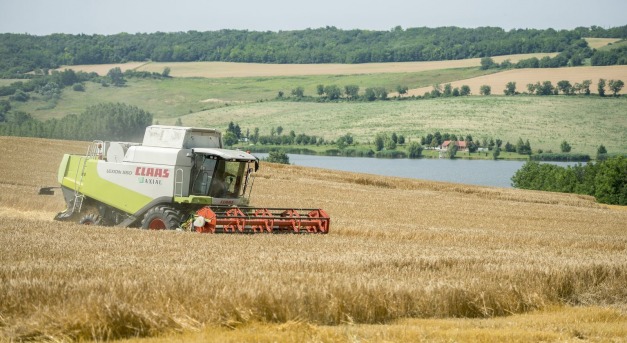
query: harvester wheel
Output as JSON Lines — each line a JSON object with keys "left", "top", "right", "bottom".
{"left": 78, "top": 214, "right": 101, "bottom": 225}
{"left": 141, "top": 206, "right": 182, "bottom": 230}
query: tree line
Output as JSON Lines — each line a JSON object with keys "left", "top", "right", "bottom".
{"left": 226, "top": 120, "right": 621, "bottom": 164}
{"left": 277, "top": 76, "right": 623, "bottom": 103}
{"left": 512, "top": 156, "right": 627, "bottom": 205}
{"left": 278, "top": 82, "right": 473, "bottom": 102}
{"left": 0, "top": 103, "right": 152, "bottom": 141}
{"left": 503, "top": 78, "right": 624, "bottom": 96}
{"left": 224, "top": 123, "right": 329, "bottom": 147}
{"left": 225, "top": 123, "right": 540, "bottom": 160}
{"left": 2, "top": 25, "right": 626, "bottom": 78}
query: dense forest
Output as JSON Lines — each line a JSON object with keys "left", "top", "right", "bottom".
{"left": 1, "top": 25, "right": 626, "bottom": 77}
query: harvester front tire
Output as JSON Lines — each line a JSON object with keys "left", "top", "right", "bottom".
{"left": 78, "top": 214, "right": 101, "bottom": 225}
{"left": 141, "top": 206, "right": 182, "bottom": 230}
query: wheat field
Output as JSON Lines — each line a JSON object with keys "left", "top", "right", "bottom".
{"left": 407, "top": 65, "right": 627, "bottom": 96}
{"left": 1, "top": 136, "right": 626, "bottom": 342}
{"left": 59, "top": 53, "right": 556, "bottom": 79}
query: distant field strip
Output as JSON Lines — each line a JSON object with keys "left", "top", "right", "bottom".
{"left": 408, "top": 65, "right": 627, "bottom": 96}
{"left": 585, "top": 37, "right": 622, "bottom": 49}
{"left": 60, "top": 53, "right": 556, "bottom": 78}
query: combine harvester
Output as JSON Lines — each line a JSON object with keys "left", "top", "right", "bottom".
{"left": 45, "top": 125, "right": 329, "bottom": 233}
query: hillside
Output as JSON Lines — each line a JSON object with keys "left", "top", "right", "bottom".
{"left": 1, "top": 136, "right": 626, "bottom": 341}
{"left": 183, "top": 96, "right": 627, "bottom": 156}
{"left": 4, "top": 54, "right": 627, "bottom": 156}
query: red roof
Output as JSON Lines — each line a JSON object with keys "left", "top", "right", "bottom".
{"left": 442, "top": 140, "right": 467, "bottom": 148}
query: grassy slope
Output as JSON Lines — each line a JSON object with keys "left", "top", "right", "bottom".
{"left": 585, "top": 37, "right": 623, "bottom": 49}
{"left": 596, "top": 39, "right": 627, "bottom": 51}
{"left": 1, "top": 136, "right": 627, "bottom": 342}
{"left": 183, "top": 96, "right": 627, "bottom": 155}
{"left": 8, "top": 67, "right": 496, "bottom": 120}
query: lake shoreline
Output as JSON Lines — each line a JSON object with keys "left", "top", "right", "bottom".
{"left": 252, "top": 153, "right": 582, "bottom": 188}
{"left": 243, "top": 146, "right": 593, "bottom": 162}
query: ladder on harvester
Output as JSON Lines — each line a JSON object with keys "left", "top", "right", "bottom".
{"left": 174, "top": 168, "right": 184, "bottom": 198}
{"left": 72, "top": 141, "right": 105, "bottom": 214}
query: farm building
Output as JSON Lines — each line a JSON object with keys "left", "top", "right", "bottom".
{"left": 440, "top": 140, "right": 468, "bottom": 151}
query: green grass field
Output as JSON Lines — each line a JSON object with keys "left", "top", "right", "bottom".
{"left": 182, "top": 96, "right": 626, "bottom": 156}
{"left": 7, "top": 68, "right": 496, "bottom": 121}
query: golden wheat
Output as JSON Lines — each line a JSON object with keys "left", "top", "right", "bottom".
{"left": 61, "top": 54, "right": 557, "bottom": 79}
{"left": 1, "top": 137, "right": 626, "bottom": 341}
{"left": 406, "top": 65, "right": 627, "bottom": 96}
{"left": 119, "top": 306, "right": 627, "bottom": 343}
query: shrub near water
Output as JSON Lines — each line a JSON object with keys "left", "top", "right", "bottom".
{"left": 529, "top": 153, "right": 590, "bottom": 162}
{"left": 512, "top": 156, "right": 627, "bottom": 205}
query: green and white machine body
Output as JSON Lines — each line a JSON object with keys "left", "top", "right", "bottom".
{"left": 55, "top": 125, "right": 259, "bottom": 228}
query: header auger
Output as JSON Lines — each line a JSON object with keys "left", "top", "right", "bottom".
{"left": 45, "top": 125, "right": 329, "bottom": 234}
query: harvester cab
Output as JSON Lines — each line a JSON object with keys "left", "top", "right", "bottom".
{"left": 48, "top": 125, "right": 329, "bottom": 234}
{"left": 185, "top": 148, "right": 259, "bottom": 204}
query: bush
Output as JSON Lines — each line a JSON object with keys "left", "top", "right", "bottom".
{"left": 265, "top": 150, "right": 290, "bottom": 164}
{"left": 374, "top": 150, "right": 407, "bottom": 158}
{"left": 594, "top": 156, "right": 627, "bottom": 205}
{"left": 560, "top": 140, "right": 572, "bottom": 153}
{"left": 342, "top": 148, "right": 375, "bottom": 157}
{"left": 9, "top": 89, "right": 30, "bottom": 102}
{"left": 407, "top": 142, "right": 423, "bottom": 158}
{"left": 529, "top": 153, "right": 590, "bottom": 162}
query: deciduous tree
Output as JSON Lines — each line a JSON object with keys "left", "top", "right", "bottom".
{"left": 345, "top": 84, "right": 360, "bottom": 99}
{"left": 557, "top": 80, "right": 573, "bottom": 95}
{"left": 408, "top": 142, "right": 423, "bottom": 158}
{"left": 323, "top": 85, "right": 341, "bottom": 100}
{"left": 395, "top": 85, "right": 408, "bottom": 97}
{"left": 291, "top": 86, "right": 304, "bottom": 98}
{"left": 266, "top": 150, "right": 290, "bottom": 164}
{"left": 223, "top": 132, "right": 238, "bottom": 146}
{"left": 480, "top": 57, "right": 496, "bottom": 70}
{"left": 316, "top": 84, "right": 324, "bottom": 96}
{"left": 608, "top": 79, "right": 624, "bottom": 96}
{"left": 560, "top": 140, "right": 572, "bottom": 153}
{"left": 598, "top": 78, "right": 606, "bottom": 97}
{"left": 374, "top": 133, "right": 385, "bottom": 151}
{"left": 107, "top": 67, "right": 126, "bottom": 87}
{"left": 446, "top": 140, "right": 458, "bottom": 159}
{"left": 504, "top": 82, "right": 516, "bottom": 95}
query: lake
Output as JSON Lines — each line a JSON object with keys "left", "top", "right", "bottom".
{"left": 253, "top": 153, "right": 580, "bottom": 188}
